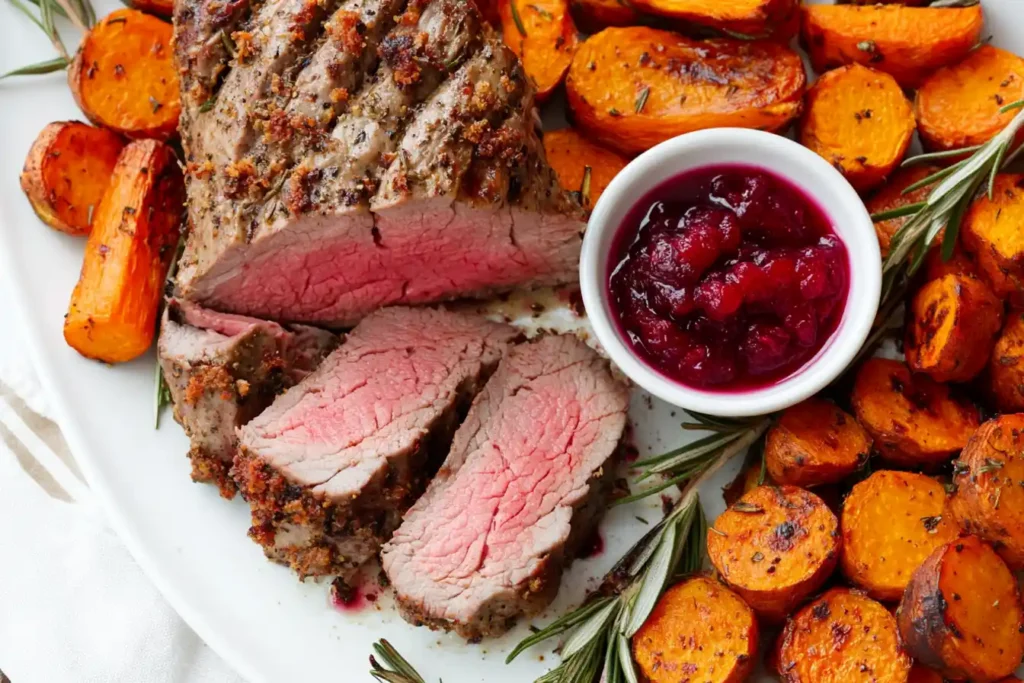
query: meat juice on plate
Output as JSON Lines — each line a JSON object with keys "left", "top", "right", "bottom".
{"left": 608, "top": 166, "right": 850, "bottom": 391}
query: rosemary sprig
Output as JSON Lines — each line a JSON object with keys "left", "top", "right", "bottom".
{"left": 5, "top": 0, "right": 97, "bottom": 75}
{"left": 509, "top": 0, "right": 527, "bottom": 36}
{"left": 0, "top": 55, "right": 68, "bottom": 79}
{"left": 369, "top": 639, "right": 435, "bottom": 683}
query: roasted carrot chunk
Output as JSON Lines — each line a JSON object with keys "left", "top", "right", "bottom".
{"left": 633, "top": 576, "right": 758, "bottom": 683}
{"left": 543, "top": 128, "right": 629, "bottom": 212}
{"left": 707, "top": 485, "right": 839, "bottom": 622}
{"left": 566, "top": 27, "right": 806, "bottom": 155}
{"left": 916, "top": 46, "right": 1024, "bottom": 152}
{"left": 19, "top": 121, "right": 125, "bottom": 236}
{"left": 851, "top": 358, "right": 979, "bottom": 468}
{"left": 569, "top": 0, "right": 638, "bottom": 31}
{"left": 64, "top": 140, "right": 184, "bottom": 363}
{"left": 866, "top": 166, "right": 941, "bottom": 258}
{"left": 629, "top": 0, "right": 799, "bottom": 39}
{"left": 500, "top": 0, "right": 578, "bottom": 102}
{"left": 898, "top": 536, "right": 1024, "bottom": 682}
{"left": 987, "top": 314, "right": 1024, "bottom": 412}
{"left": 67, "top": 9, "right": 181, "bottom": 140}
{"left": 801, "top": 4, "right": 984, "bottom": 90}
{"left": 776, "top": 588, "right": 911, "bottom": 683}
{"left": 961, "top": 174, "right": 1024, "bottom": 306}
{"left": 841, "top": 470, "right": 959, "bottom": 602}
{"left": 764, "top": 398, "right": 871, "bottom": 488}
{"left": 800, "top": 64, "right": 915, "bottom": 193}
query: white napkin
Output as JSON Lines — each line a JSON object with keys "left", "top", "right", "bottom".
{"left": 0, "top": 286, "right": 243, "bottom": 683}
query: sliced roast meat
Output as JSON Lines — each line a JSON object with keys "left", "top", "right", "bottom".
{"left": 158, "top": 299, "right": 338, "bottom": 497}
{"left": 233, "top": 306, "right": 518, "bottom": 581}
{"left": 381, "top": 334, "right": 629, "bottom": 640}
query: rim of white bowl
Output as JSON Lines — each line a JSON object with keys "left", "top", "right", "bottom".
{"left": 580, "top": 128, "right": 882, "bottom": 418}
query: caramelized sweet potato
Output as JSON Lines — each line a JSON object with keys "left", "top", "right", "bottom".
{"left": 67, "top": 9, "right": 180, "bottom": 140}
{"left": 905, "top": 273, "right": 1003, "bottom": 383}
{"left": 777, "top": 588, "right": 912, "bottom": 683}
{"left": 867, "top": 166, "right": 941, "bottom": 258}
{"left": 19, "top": 121, "right": 125, "bottom": 236}
{"left": 566, "top": 27, "right": 805, "bottom": 155}
{"left": 629, "top": 0, "right": 799, "bottom": 39}
{"left": 64, "top": 140, "right": 184, "bottom": 363}
{"left": 962, "top": 174, "right": 1024, "bottom": 306}
{"left": 765, "top": 398, "right": 871, "bottom": 488}
{"left": 801, "top": 5, "right": 984, "bottom": 90}
{"left": 916, "top": 46, "right": 1024, "bottom": 152}
{"left": 543, "top": 128, "right": 628, "bottom": 212}
{"left": 951, "top": 415, "right": 1024, "bottom": 571}
{"left": 987, "top": 314, "right": 1024, "bottom": 412}
{"left": 898, "top": 536, "right": 1024, "bottom": 682}
{"left": 799, "top": 64, "right": 915, "bottom": 193}
{"left": 633, "top": 576, "right": 759, "bottom": 683}
{"left": 569, "top": 0, "right": 638, "bottom": 31}
{"left": 124, "top": 0, "right": 173, "bottom": 17}
{"left": 923, "top": 242, "right": 977, "bottom": 282}
{"left": 907, "top": 665, "right": 944, "bottom": 683}
{"left": 500, "top": 0, "right": 578, "bottom": 102}
{"left": 851, "top": 358, "right": 979, "bottom": 468}
{"left": 841, "top": 470, "right": 959, "bottom": 602}
{"left": 723, "top": 456, "right": 773, "bottom": 507}
{"left": 707, "top": 485, "right": 840, "bottom": 622}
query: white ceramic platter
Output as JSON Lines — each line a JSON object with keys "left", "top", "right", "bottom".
{"left": 1, "top": 3, "right": 1022, "bottom": 681}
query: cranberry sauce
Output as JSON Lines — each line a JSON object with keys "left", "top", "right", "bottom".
{"left": 607, "top": 165, "right": 850, "bottom": 392}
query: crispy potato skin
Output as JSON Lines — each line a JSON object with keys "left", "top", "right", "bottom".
{"left": 569, "top": 0, "right": 638, "bottom": 31}
{"left": 799, "top": 64, "right": 914, "bottom": 193}
{"left": 897, "top": 536, "right": 1024, "bottom": 682}
{"left": 566, "top": 27, "right": 805, "bottom": 155}
{"left": 801, "top": 5, "right": 984, "bottom": 90}
{"left": 707, "top": 485, "right": 840, "bottom": 622}
{"left": 67, "top": 9, "right": 180, "bottom": 140}
{"left": 905, "top": 274, "right": 1003, "bottom": 383}
{"left": 499, "top": 0, "right": 578, "bottom": 102}
{"left": 633, "top": 576, "right": 758, "bottom": 683}
{"left": 916, "top": 46, "right": 1024, "bottom": 152}
{"left": 64, "top": 140, "right": 184, "bottom": 363}
{"left": 777, "top": 588, "right": 912, "bottom": 683}
{"left": 987, "top": 314, "right": 1024, "bottom": 412}
{"left": 543, "top": 128, "right": 629, "bottom": 212}
{"left": 851, "top": 358, "right": 979, "bottom": 468}
{"left": 866, "top": 166, "right": 940, "bottom": 259}
{"left": 765, "top": 398, "right": 870, "bottom": 488}
{"left": 840, "top": 471, "right": 959, "bottom": 602}
{"left": 125, "top": 0, "right": 173, "bottom": 16}
{"left": 962, "top": 175, "right": 1024, "bottom": 306}
{"left": 629, "top": 0, "right": 799, "bottom": 38}
{"left": 951, "top": 415, "right": 1024, "bottom": 570}
{"left": 19, "top": 121, "right": 125, "bottom": 236}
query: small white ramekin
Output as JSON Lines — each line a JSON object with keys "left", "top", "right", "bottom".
{"left": 580, "top": 128, "right": 881, "bottom": 418}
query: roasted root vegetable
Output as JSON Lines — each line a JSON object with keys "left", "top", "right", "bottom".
{"left": 915, "top": 46, "right": 1024, "bottom": 152}
{"left": 500, "top": 0, "right": 578, "bottom": 102}
{"left": 64, "top": 140, "right": 184, "bottom": 363}
{"left": 566, "top": 27, "right": 806, "bottom": 155}
{"left": 905, "top": 273, "right": 1003, "bottom": 383}
{"left": 840, "top": 470, "right": 959, "bottom": 602}
{"left": 543, "top": 128, "right": 629, "bottom": 211}
{"left": 19, "top": 121, "right": 125, "bottom": 236}
{"left": 628, "top": 0, "right": 799, "bottom": 39}
{"left": 987, "top": 314, "right": 1024, "bottom": 412}
{"left": 851, "top": 358, "right": 979, "bottom": 468}
{"left": 867, "top": 166, "right": 941, "bottom": 258}
{"left": 123, "top": 0, "right": 173, "bottom": 17}
{"left": 951, "top": 415, "right": 1024, "bottom": 571}
{"left": 764, "top": 398, "right": 871, "bottom": 488}
{"left": 67, "top": 9, "right": 181, "bottom": 140}
{"left": 723, "top": 457, "right": 772, "bottom": 507}
{"left": 707, "top": 485, "right": 839, "bottom": 622}
{"left": 898, "top": 536, "right": 1024, "bottom": 682}
{"left": 632, "top": 576, "right": 758, "bottom": 683}
{"left": 799, "top": 64, "right": 914, "bottom": 193}
{"left": 801, "top": 4, "right": 984, "bottom": 90}
{"left": 569, "top": 0, "right": 638, "bottom": 31}
{"left": 923, "top": 243, "right": 977, "bottom": 282}
{"left": 776, "top": 588, "right": 911, "bottom": 683}
{"left": 907, "top": 666, "right": 944, "bottom": 683}
{"left": 962, "top": 174, "right": 1024, "bottom": 306}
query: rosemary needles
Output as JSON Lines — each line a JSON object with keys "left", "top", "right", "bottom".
{"left": 369, "top": 639, "right": 434, "bottom": 683}
{"left": 3, "top": 0, "right": 96, "bottom": 79}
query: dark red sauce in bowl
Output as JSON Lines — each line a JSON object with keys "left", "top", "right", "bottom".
{"left": 607, "top": 165, "right": 850, "bottom": 392}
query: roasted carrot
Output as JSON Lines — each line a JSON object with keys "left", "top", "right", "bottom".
{"left": 922, "top": 242, "right": 977, "bottom": 282}
{"left": 764, "top": 398, "right": 871, "bottom": 488}
{"left": 543, "top": 128, "right": 629, "bottom": 212}
{"left": 64, "top": 140, "right": 184, "bottom": 363}
{"left": 629, "top": 0, "right": 799, "bottom": 39}
{"left": 961, "top": 174, "right": 1024, "bottom": 306}
{"left": 500, "top": 0, "right": 579, "bottom": 102}
{"left": 866, "top": 166, "right": 941, "bottom": 258}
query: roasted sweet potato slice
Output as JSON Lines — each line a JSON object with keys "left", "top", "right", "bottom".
{"left": 569, "top": 0, "right": 638, "bottom": 31}
{"left": 19, "top": 121, "right": 125, "bottom": 236}
{"left": 566, "top": 27, "right": 805, "bottom": 155}
{"left": 905, "top": 273, "right": 1003, "bottom": 383}
{"left": 907, "top": 665, "right": 944, "bottom": 683}
{"left": 851, "top": 358, "right": 979, "bottom": 468}
{"left": 67, "top": 9, "right": 180, "bottom": 140}
{"left": 124, "top": 0, "right": 173, "bottom": 17}
{"left": 802, "top": 4, "right": 984, "bottom": 90}
{"left": 629, "top": 0, "right": 799, "bottom": 39}
{"left": 987, "top": 314, "right": 1024, "bottom": 412}
{"left": 841, "top": 470, "right": 959, "bottom": 602}
{"left": 898, "top": 536, "right": 1024, "bottom": 682}
{"left": 64, "top": 140, "right": 184, "bottom": 363}
{"left": 962, "top": 174, "right": 1024, "bottom": 306}
{"left": 923, "top": 242, "right": 977, "bottom": 282}
{"left": 951, "top": 415, "right": 1024, "bottom": 571}
{"left": 777, "top": 588, "right": 911, "bottom": 683}
{"left": 916, "top": 46, "right": 1024, "bottom": 152}
{"left": 543, "top": 128, "right": 629, "bottom": 212}
{"left": 633, "top": 575, "right": 758, "bottom": 683}
{"left": 499, "top": 0, "right": 579, "bottom": 102}
{"left": 764, "top": 398, "right": 871, "bottom": 488}
{"left": 799, "top": 64, "right": 914, "bottom": 193}
{"left": 866, "top": 166, "right": 941, "bottom": 258}
{"left": 707, "top": 485, "right": 839, "bottom": 622}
